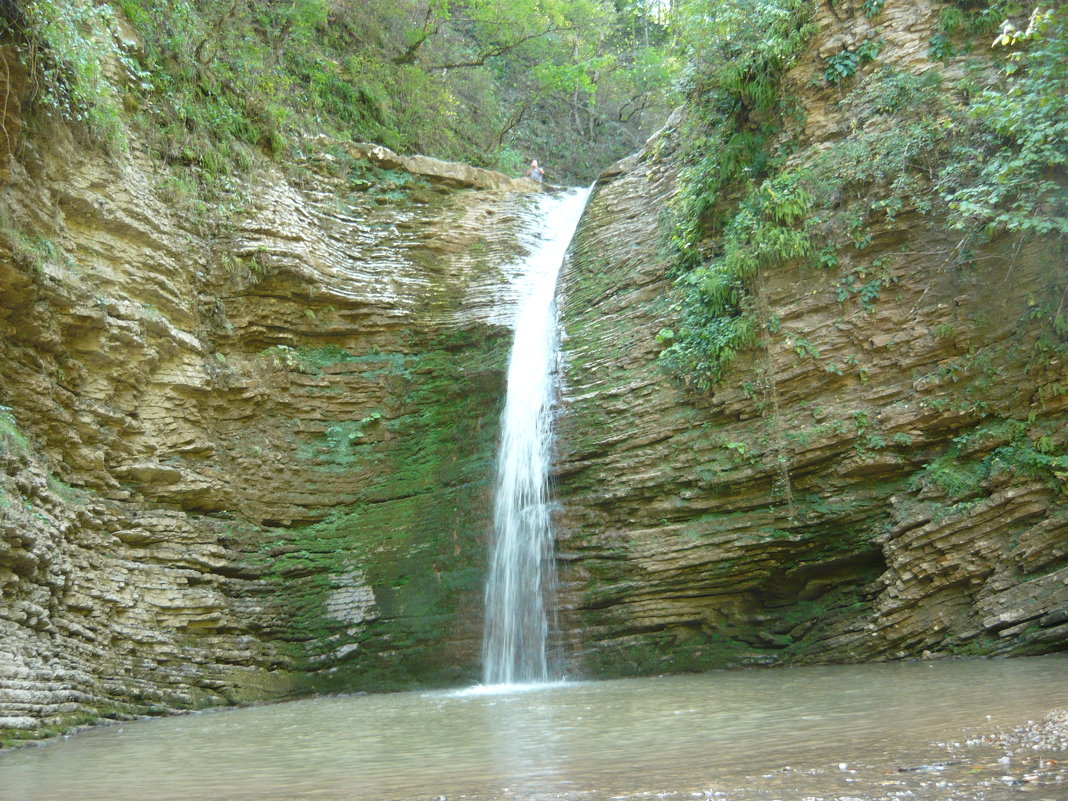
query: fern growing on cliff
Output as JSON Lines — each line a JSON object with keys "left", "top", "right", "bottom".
{"left": 659, "top": 0, "right": 816, "bottom": 388}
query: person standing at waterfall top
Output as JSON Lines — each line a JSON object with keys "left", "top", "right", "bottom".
{"left": 527, "top": 159, "right": 544, "bottom": 182}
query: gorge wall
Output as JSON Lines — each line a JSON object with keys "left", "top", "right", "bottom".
{"left": 554, "top": 0, "right": 1067, "bottom": 675}
{"left": 1, "top": 0, "right": 1065, "bottom": 748}
{"left": 0, "top": 104, "right": 544, "bottom": 740}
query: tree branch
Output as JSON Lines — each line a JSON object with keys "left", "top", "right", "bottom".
{"left": 392, "top": 5, "right": 443, "bottom": 65}
{"left": 493, "top": 95, "right": 540, "bottom": 148}
{"left": 424, "top": 23, "right": 578, "bottom": 71}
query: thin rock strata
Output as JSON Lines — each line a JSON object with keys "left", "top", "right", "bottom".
{"left": 0, "top": 112, "right": 544, "bottom": 741}
{"left": 553, "top": 1, "right": 1067, "bottom": 676}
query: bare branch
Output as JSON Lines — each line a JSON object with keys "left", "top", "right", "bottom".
{"left": 424, "top": 23, "right": 579, "bottom": 71}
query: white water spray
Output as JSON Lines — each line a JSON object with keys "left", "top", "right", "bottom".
{"left": 481, "top": 188, "right": 589, "bottom": 686}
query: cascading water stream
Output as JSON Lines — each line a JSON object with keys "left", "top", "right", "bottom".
{"left": 481, "top": 188, "right": 589, "bottom": 687}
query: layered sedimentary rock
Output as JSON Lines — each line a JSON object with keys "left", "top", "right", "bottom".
{"left": 1, "top": 0, "right": 1065, "bottom": 748}
{"left": 554, "top": 1, "right": 1067, "bottom": 675}
{"left": 0, "top": 120, "right": 541, "bottom": 739}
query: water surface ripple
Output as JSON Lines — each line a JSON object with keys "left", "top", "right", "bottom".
{"left": 2, "top": 656, "right": 1067, "bottom": 801}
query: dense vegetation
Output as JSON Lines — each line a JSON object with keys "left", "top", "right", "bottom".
{"left": 7, "top": 0, "right": 1064, "bottom": 385}
{"left": 659, "top": 0, "right": 1067, "bottom": 389}
{"left": 7, "top": 0, "right": 676, "bottom": 188}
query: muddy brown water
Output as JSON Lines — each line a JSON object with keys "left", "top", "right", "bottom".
{"left": 2, "top": 655, "right": 1066, "bottom": 801}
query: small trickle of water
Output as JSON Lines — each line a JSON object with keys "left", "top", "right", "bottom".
{"left": 481, "top": 188, "right": 589, "bottom": 686}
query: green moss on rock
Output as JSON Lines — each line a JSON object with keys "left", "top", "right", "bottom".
{"left": 260, "top": 327, "right": 510, "bottom": 691}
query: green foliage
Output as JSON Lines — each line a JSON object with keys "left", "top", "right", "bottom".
{"left": 991, "top": 444, "right": 1068, "bottom": 489}
{"left": 221, "top": 248, "right": 273, "bottom": 285}
{"left": 916, "top": 454, "right": 986, "bottom": 499}
{"left": 845, "top": 66, "right": 944, "bottom": 117}
{"left": 835, "top": 261, "right": 898, "bottom": 311}
{"left": 661, "top": 167, "right": 816, "bottom": 386}
{"left": 292, "top": 346, "right": 360, "bottom": 369}
{"left": 670, "top": 126, "right": 775, "bottom": 270}
{"left": 659, "top": 308, "right": 759, "bottom": 387}
{"left": 940, "top": 6, "right": 968, "bottom": 35}
{"left": 805, "top": 4, "right": 1064, "bottom": 259}
{"left": 0, "top": 210, "right": 67, "bottom": 273}
{"left": 914, "top": 416, "right": 1068, "bottom": 500}
{"left": 862, "top": 0, "right": 886, "bottom": 18}
{"left": 811, "top": 119, "right": 941, "bottom": 203}
{"left": 659, "top": 0, "right": 1064, "bottom": 393}
{"left": 718, "top": 170, "right": 815, "bottom": 280}
{"left": 944, "top": 0, "right": 1016, "bottom": 36}
{"left": 12, "top": 0, "right": 677, "bottom": 191}
{"left": 112, "top": 0, "right": 674, "bottom": 184}
{"left": 48, "top": 476, "right": 86, "bottom": 506}
{"left": 856, "top": 37, "right": 884, "bottom": 62}
{"left": 722, "top": 440, "right": 750, "bottom": 459}
{"left": 0, "top": 406, "right": 29, "bottom": 456}
{"left": 673, "top": 0, "right": 815, "bottom": 97}
{"left": 927, "top": 32, "right": 956, "bottom": 62}
{"left": 259, "top": 345, "right": 367, "bottom": 373}
{"left": 824, "top": 38, "right": 882, "bottom": 85}
{"left": 938, "top": 5, "right": 1068, "bottom": 235}
{"left": 790, "top": 335, "right": 820, "bottom": 360}
{"left": 14, "top": 0, "right": 134, "bottom": 148}
{"left": 659, "top": 0, "right": 815, "bottom": 387}
{"left": 825, "top": 49, "right": 860, "bottom": 85}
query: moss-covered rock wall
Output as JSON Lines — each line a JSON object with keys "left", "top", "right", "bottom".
{"left": 0, "top": 113, "right": 542, "bottom": 742}
{"left": 553, "top": 0, "right": 1067, "bottom": 677}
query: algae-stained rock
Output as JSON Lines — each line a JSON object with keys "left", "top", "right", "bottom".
{"left": 0, "top": 112, "right": 544, "bottom": 740}
{"left": 553, "top": 1, "right": 1067, "bottom": 677}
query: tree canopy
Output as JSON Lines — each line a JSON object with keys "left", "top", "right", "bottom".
{"left": 10, "top": 0, "right": 680, "bottom": 184}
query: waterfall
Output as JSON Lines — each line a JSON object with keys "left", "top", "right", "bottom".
{"left": 481, "top": 188, "right": 589, "bottom": 686}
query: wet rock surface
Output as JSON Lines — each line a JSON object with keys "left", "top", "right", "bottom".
{"left": 553, "top": 0, "right": 1067, "bottom": 676}
{"left": 0, "top": 115, "right": 544, "bottom": 740}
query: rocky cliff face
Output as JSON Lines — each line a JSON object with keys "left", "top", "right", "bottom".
{"left": 554, "top": 0, "right": 1067, "bottom": 676}
{"left": 0, "top": 111, "right": 543, "bottom": 741}
{"left": 1, "top": 0, "right": 1064, "bottom": 748}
